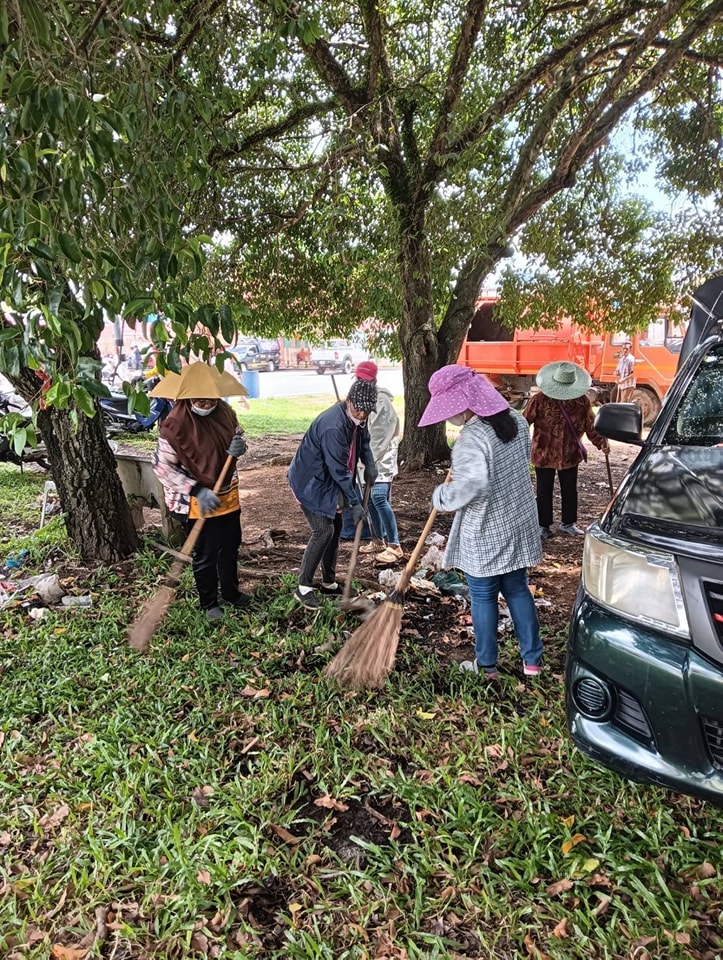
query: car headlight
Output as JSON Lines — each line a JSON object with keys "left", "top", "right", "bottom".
{"left": 582, "top": 522, "right": 689, "bottom": 638}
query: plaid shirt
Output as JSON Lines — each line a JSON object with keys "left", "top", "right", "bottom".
{"left": 432, "top": 413, "right": 542, "bottom": 578}
{"left": 615, "top": 353, "right": 636, "bottom": 390}
{"left": 152, "top": 436, "right": 198, "bottom": 516}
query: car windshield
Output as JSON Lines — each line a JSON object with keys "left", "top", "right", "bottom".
{"left": 664, "top": 342, "right": 723, "bottom": 446}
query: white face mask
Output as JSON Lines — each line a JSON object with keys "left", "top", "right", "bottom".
{"left": 191, "top": 403, "right": 217, "bottom": 417}
{"left": 447, "top": 413, "right": 467, "bottom": 426}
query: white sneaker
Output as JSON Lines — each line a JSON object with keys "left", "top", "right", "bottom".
{"left": 459, "top": 660, "right": 499, "bottom": 678}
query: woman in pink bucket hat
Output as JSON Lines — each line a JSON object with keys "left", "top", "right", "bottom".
{"left": 419, "top": 365, "right": 543, "bottom": 679}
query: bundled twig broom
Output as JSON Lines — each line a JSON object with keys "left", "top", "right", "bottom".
{"left": 324, "top": 474, "right": 450, "bottom": 689}
{"left": 128, "top": 454, "right": 234, "bottom": 653}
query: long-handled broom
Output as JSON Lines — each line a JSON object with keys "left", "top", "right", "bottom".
{"left": 340, "top": 483, "right": 376, "bottom": 621}
{"left": 324, "top": 474, "right": 450, "bottom": 689}
{"left": 128, "top": 454, "right": 235, "bottom": 653}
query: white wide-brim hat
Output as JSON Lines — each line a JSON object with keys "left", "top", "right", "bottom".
{"left": 535, "top": 361, "right": 591, "bottom": 401}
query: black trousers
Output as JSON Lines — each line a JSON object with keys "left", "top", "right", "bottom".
{"left": 183, "top": 510, "right": 242, "bottom": 610}
{"left": 534, "top": 466, "right": 579, "bottom": 527}
{"left": 299, "top": 509, "right": 342, "bottom": 587}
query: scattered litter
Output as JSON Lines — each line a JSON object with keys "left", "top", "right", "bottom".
{"left": 32, "top": 574, "right": 65, "bottom": 605}
{"left": 430, "top": 570, "right": 469, "bottom": 599}
{"left": 61, "top": 595, "right": 93, "bottom": 608}
{"left": 378, "top": 569, "right": 398, "bottom": 590}
{"left": 425, "top": 532, "right": 446, "bottom": 548}
{"left": 409, "top": 576, "right": 440, "bottom": 595}
{"left": 29, "top": 607, "right": 50, "bottom": 621}
{"left": 4, "top": 549, "right": 29, "bottom": 571}
{"left": 418, "top": 545, "right": 446, "bottom": 573}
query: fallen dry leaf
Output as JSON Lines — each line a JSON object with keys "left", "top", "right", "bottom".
{"left": 561, "top": 833, "right": 586, "bottom": 855}
{"left": 240, "top": 686, "right": 271, "bottom": 699}
{"left": 592, "top": 895, "right": 612, "bottom": 918}
{"left": 268, "top": 823, "right": 302, "bottom": 845}
{"left": 697, "top": 862, "right": 716, "bottom": 879}
{"left": 40, "top": 804, "right": 70, "bottom": 830}
{"left": 484, "top": 743, "right": 504, "bottom": 758}
{"left": 192, "top": 786, "right": 215, "bottom": 808}
{"left": 314, "top": 795, "right": 349, "bottom": 812}
{"left": 552, "top": 917, "right": 570, "bottom": 939}
{"left": 196, "top": 870, "right": 212, "bottom": 885}
{"left": 546, "top": 878, "right": 573, "bottom": 896}
{"left": 51, "top": 946, "right": 88, "bottom": 960}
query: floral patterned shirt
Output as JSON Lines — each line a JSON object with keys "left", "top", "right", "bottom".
{"left": 524, "top": 393, "right": 606, "bottom": 470}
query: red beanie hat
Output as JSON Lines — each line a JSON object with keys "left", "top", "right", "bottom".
{"left": 355, "top": 361, "right": 378, "bottom": 381}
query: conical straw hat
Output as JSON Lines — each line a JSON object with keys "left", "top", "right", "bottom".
{"left": 149, "top": 362, "right": 248, "bottom": 400}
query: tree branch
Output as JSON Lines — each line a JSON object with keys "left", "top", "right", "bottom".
{"left": 426, "top": 0, "right": 488, "bottom": 174}
{"left": 209, "top": 98, "right": 337, "bottom": 165}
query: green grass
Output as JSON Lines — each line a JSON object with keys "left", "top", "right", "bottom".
{"left": 234, "top": 396, "right": 334, "bottom": 438}
{"left": 1, "top": 469, "right": 722, "bottom": 959}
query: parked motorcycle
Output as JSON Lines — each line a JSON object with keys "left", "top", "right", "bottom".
{"left": 100, "top": 376, "right": 173, "bottom": 434}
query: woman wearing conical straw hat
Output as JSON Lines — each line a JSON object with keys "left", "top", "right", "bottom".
{"left": 420, "top": 364, "right": 544, "bottom": 680}
{"left": 151, "top": 362, "right": 251, "bottom": 622}
{"left": 524, "top": 360, "right": 609, "bottom": 540}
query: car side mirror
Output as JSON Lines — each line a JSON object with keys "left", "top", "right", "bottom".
{"left": 594, "top": 403, "right": 644, "bottom": 445}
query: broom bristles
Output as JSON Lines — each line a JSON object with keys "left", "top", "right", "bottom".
{"left": 324, "top": 592, "right": 404, "bottom": 690}
{"left": 127, "top": 584, "right": 176, "bottom": 653}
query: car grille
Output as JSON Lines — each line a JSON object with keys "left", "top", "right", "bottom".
{"left": 703, "top": 582, "right": 723, "bottom": 645}
{"left": 613, "top": 689, "right": 653, "bottom": 742}
{"left": 701, "top": 716, "right": 723, "bottom": 771}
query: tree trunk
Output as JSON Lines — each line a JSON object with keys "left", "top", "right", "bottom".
{"left": 397, "top": 217, "right": 450, "bottom": 467}
{"left": 38, "top": 405, "right": 140, "bottom": 561}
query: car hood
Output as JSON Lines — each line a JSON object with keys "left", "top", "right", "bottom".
{"left": 618, "top": 445, "right": 723, "bottom": 529}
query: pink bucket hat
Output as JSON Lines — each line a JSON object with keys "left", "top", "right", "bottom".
{"left": 418, "top": 364, "right": 509, "bottom": 426}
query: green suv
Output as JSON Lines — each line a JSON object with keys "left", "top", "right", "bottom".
{"left": 566, "top": 276, "right": 723, "bottom": 804}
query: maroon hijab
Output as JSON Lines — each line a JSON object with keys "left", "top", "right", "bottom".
{"left": 160, "top": 399, "right": 238, "bottom": 488}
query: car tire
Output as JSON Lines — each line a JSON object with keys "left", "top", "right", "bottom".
{"left": 267, "top": 360, "right": 275, "bottom": 372}
{"left": 632, "top": 387, "right": 661, "bottom": 426}
{"left": 316, "top": 368, "right": 325, "bottom": 375}
{"left": 343, "top": 357, "right": 353, "bottom": 374}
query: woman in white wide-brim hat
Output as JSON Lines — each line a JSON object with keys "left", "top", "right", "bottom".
{"left": 524, "top": 361, "right": 609, "bottom": 540}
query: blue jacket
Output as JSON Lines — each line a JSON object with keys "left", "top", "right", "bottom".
{"left": 288, "top": 402, "right": 374, "bottom": 518}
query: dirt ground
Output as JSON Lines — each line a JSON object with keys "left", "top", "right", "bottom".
{"left": 222, "top": 434, "right": 639, "bottom": 676}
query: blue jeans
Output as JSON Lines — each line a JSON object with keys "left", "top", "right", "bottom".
{"left": 367, "top": 482, "right": 400, "bottom": 546}
{"left": 466, "top": 568, "right": 543, "bottom": 669}
{"left": 340, "top": 507, "right": 371, "bottom": 540}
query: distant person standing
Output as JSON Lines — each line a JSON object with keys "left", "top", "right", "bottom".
{"left": 614, "top": 341, "right": 636, "bottom": 402}
{"left": 354, "top": 362, "right": 404, "bottom": 563}
{"left": 525, "top": 361, "right": 609, "bottom": 539}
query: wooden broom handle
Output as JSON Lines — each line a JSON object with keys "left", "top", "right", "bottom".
{"left": 174, "top": 453, "right": 236, "bottom": 564}
{"left": 394, "top": 469, "right": 452, "bottom": 595}
{"left": 343, "top": 482, "right": 372, "bottom": 602}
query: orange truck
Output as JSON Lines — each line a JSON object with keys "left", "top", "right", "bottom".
{"left": 457, "top": 297, "right": 685, "bottom": 425}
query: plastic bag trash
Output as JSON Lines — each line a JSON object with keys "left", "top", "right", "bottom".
{"left": 61, "top": 595, "right": 93, "bottom": 608}
{"left": 430, "top": 570, "right": 470, "bottom": 599}
{"left": 5, "top": 549, "right": 29, "bottom": 570}
{"left": 425, "top": 532, "right": 446, "bottom": 548}
{"left": 31, "top": 574, "right": 66, "bottom": 605}
{"left": 409, "top": 576, "right": 440, "bottom": 595}
{"left": 378, "top": 568, "right": 398, "bottom": 590}
{"left": 418, "top": 545, "right": 446, "bottom": 573}
{"left": 29, "top": 607, "right": 50, "bottom": 620}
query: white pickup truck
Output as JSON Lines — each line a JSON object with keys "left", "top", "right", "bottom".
{"left": 312, "top": 339, "right": 370, "bottom": 375}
